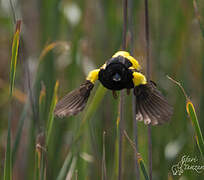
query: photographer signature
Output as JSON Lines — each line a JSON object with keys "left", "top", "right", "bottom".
{"left": 172, "top": 155, "right": 204, "bottom": 175}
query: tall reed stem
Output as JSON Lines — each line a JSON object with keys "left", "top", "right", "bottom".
{"left": 118, "top": 0, "right": 127, "bottom": 179}
{"left": 128, "top": 0, "right": 140, "bottom": 178}
{"left": 144, "top": 0, "right": 152, "bottom": 179}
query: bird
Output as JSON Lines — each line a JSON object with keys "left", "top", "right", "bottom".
{"left": 54, "top": 51, "right": 173, "bottom": 125}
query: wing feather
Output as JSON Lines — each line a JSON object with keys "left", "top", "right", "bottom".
{"left": 54, "top": 80, "right": 94, "bottom": 117}
{"left": 134, "top": 81, "right": 173, "bottom": 125}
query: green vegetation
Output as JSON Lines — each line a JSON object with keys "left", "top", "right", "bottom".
{"left": 168, "top": 76, "right": 204, "bottom": 158}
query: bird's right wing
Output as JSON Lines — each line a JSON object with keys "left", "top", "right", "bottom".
{"left": 134, "top": 81, "right": 173, "bottom": 125}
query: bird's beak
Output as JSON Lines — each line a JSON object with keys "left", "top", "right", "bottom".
{"left": 112, "top": 73, "right": 121, "bottom": 82}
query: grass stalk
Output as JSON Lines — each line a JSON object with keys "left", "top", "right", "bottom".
{"left": 35, "top": 151, "right": 40, "bottom": 180}
{"left": 4, "top": 117, "right": 12, "bottom": 180}
{"left": 46, "top": 80, "right": 59, "bottom": 146}
{"left": 35, "top": 142, "right": 47, "bottom": 180}
{"left": 144, "top": 0, "right": 152, "bottom": 179}
{"left": 25, "top": 52, "right": 40, "bottom": 180}
{"left": 12, "top": 104, "right": 29, "bottom": 165}
{"left": 4, "top": 20, "right": 21, "bottom": 180}
{"left": 147, "top": 126, "right": 152, "bottom": 179}
{"left": 118, "top": 0, "right": 128, "bottom": 179}
{"left": 74, "top": 84, "right": 107, "bottom": 142}
{"left": 66, "top": 157, "right": 77, "bottom": 180}
{"left": 193, "top": 0, "right": 204, "bottom": 38}
{"left": 56, "top": 153, "right": 72, "bottom": 180}
{"left": 123, "top": 131, "right": 149, "bottom": 180}
{"left": 24, "top": 60, "right": 39, "bottom": 128}
{"left": 9, "top": 0, "right": 16, "bottom": 24}
{"left": 102, "top": 132, "right": 107, "bottom": 180}
{"left": 167, "top": 76, "right": 204, "bottom": 157}
{"left": 128, "top": 0, "right": 140, "bottom": 178}
{"left": 118, "top": 93, "right": 124, "bottom": 180}
{"left": 9, "top": 21, "right": 21, "bottom": 97}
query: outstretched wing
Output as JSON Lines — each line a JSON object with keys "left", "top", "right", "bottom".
{"left": 134, "top": 81, "right": 173, "bottom": 125}
{"left": 54, "top": 80, "right": 94, "bottom": 117}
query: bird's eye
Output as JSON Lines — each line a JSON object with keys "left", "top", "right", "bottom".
{"left": 112, "top": 73, "right": 121, "bottom": 82}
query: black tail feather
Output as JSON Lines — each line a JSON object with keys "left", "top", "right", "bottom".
{"left": 134, "top": 81, "right": 173, "bottom": 125}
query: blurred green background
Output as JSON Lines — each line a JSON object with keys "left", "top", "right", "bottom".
{"left": 0, "top": 0, "right": 204, "bottom": 179}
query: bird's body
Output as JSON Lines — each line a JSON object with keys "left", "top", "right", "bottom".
{"left": 54, "top": 51, "right": 173, "bottom": 125}
{"left": 98, "top": 57, "right": 135, "bottom": 90}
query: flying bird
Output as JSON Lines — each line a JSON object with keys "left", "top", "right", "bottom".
{"left": 54, "top": 51, "right": 173, "bottom": 125}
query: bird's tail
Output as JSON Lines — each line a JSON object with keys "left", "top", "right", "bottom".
{"left": 134, "top": 81, "right": 173, "bottom": 125}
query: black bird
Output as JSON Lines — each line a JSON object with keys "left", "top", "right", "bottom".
{"left": 54, "top": 51, "right": 173, "bottom": 125}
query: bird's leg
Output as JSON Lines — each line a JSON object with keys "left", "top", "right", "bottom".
{"left": 112, "top": 90, "right": 118, "bottom": 99}
{"left": 126, "top": 89, "right": 130, "bottom": 95}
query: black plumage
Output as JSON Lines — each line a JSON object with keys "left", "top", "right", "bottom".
{"left": 98, "top": 56, "right": 134, "bottom": 90}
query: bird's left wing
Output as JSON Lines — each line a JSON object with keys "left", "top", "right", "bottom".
{"left": 54, "top": 69, "right": 100, "bottom": 117}
{"left": 54, "top": 80, "right": 94, "bottom": 117}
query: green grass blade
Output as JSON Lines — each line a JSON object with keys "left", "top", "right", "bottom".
{"left": 4, "top": 119, "right": 12, "bottom": 180}
{"left": 4, "top": 20, "right": 22, "bottom": 180}
{"left": 123, "top": 130, "right": 149, "bottom": 180}
{"left": 35, "top": 138, "right": 47, "bottom": 180}
{"left": 35, "top": 151, "right": 40, "bottom": 180}
{"left": 102, "top": 132, "right": 107, "bottom": 180}
{"left": 56, "top": 153, "right": 72, "bottom": 180}
{"left": 186, "top": 101, "right": 204, "bottom": 157}
{"left": 138, "top": 158, "right": 149, "bottom": 180}
{"left": 9, "top": 20, "right": 21, "bottom": 97}
{"left": 66, "top": 156, "right": 77, "bottom": 180}
{"left": 168, "top": 76, "right": 204, "bottom": 157}
{"left": 75, "top": 84, "right": 107, "bottom": 141}
{"left": 40, "top": 152, "right": 46, "bottom": 180}
{"left": 114, "top": 117, "right": 119, "bottom": 179}
{"left": 193, "top": 0, "right": 204, "bottom": 38}
{"left": 12, "top": 104, "right": 28, "bottom": 165}
{"left": 46, "top": 80, "right": 59, "bottom": 146}
{"left": 82, "top": 84, "right": 107, "bottom": 123}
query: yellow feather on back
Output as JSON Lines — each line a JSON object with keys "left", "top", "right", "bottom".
{"left": 112, "top": 51, "right": 141, "bottom": 70}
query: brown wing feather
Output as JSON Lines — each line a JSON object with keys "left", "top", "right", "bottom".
{"left": 134, "top": 81, "right": 173, "bottom": 125}
{"left": 54, "top": 80, "right": 94, "bottom": 117}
